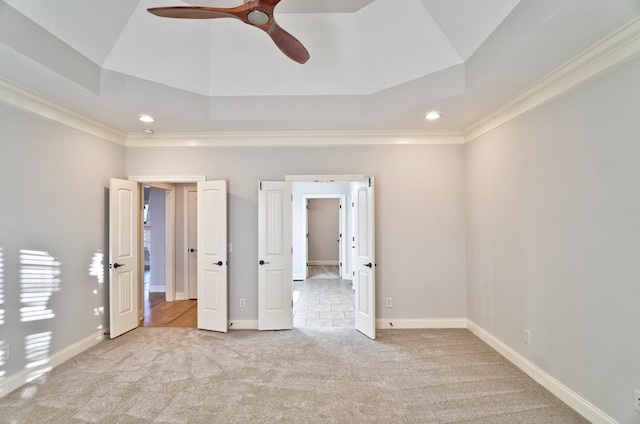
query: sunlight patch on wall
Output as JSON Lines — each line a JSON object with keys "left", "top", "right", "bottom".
{"left": 89, "top": 251, "right": 104, "bottom": 284}
{"left": 25, "top": 331, "right": 52, "bottom": 383}
{"left": 0, "top": 247, "right": 4, "bottom": 326}
{"left": 0, "top": 340, "right": 6, "bottom": 382}
{"left": 0, "top": 249, "right": 4, "bottom": 383}
{"left": 89, "top": 251, "right": 106, "bottom": 331}
{"left": 20, "top": 250, "right": 61, "bottom": 322}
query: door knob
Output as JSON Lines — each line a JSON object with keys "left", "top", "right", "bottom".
{"left": 213, "top": 261, "right": 223, "bottom": 266}
{"left": 259, "top": 260, "right": 270, "bottom": 265}
{"left": 112, "top": 263, "right": 124, "bottom": 269}
{"left": 364, "top": 262, "right": 372, "bottom": 268}
{"left": 189, "top": 248, "right": 197, "bottom": 253}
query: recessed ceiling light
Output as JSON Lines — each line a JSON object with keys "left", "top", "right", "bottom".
{"left": 425, "top": 111, "right": 441, "bottom": 121}
{"left": 143, "top": 129, "right": 154, "bottom": 134}
{"left": 139, "top": 114, "right": 155, "bottom": 123}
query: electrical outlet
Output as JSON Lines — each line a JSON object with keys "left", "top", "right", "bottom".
{"left": 524, "top": 329, "right": 531, "bottom": 345}
{"left": 634, "top": 389, "right": 640, "bottom": 412}
{"left": 239, "top": 298, "right": 246, "bottom": 308}
{"left": 0, "top": 344, "right": 9, "bottom": 362}
{"left": 385, "top": 298, "right": 392, "bottom": 308}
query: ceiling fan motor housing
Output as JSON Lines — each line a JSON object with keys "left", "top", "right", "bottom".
{"left": 247, "top": 9, "right": 270, "bottom": 26}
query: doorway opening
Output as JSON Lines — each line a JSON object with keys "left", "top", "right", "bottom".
{"left": 128, "top": 177, "right": 207, "bottom": 329}
{"left": 291, "top": 183, "right": 354, "bottom": 329}
{"left": 141, "top": 184, "right": 198, "bottom": 327}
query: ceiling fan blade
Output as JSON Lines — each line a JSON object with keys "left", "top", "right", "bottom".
{"left": 148, "top": 0, "right": 310, "bottom": 63}
{"left": 263, "top": 21, "right": 310, "bottom": 64}
{"left": 147, "top": 6, "right": 237, "bottom": 19}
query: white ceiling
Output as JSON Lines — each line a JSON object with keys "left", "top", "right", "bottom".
{"left": 0, "top": 0, "right": 639, "bottom": 136}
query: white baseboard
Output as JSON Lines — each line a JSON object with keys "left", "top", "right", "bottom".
{"left": 229, "top": 320, "right": 258, "bottom": 330}
{"left": 0, "top": 330, "right": 106, "bottom": 399}
{"left": 308, "top": 260, "right": 339, "bottom": 266}
{"left": 293, "top": 274, "right": 306, "bottom": 281}
{"left": 377, "top": 318, "right": 467, "bottom": 329}
{"left": 466, "top": 321, "right": 618, "bottom": 424}
{"left": 148, "top": 285, "right": 166, "bottom": 293}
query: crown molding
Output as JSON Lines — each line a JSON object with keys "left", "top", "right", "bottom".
{"left": 4, "top": 16, "right": 639, "bottom": 148}
{"left": 464, "top": 16, "right": 640, "bottom": 142}
{"left": 126, "top": 130, "right": 465, "bottom": 147}
{"left": 0, "top": 77, "right": 126, "bottom": 145}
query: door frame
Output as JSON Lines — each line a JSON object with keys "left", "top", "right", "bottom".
{"left": 128, "top": 175, "right": 206, "bottom": 322}
{"left": 143, "top": 183, "right": 175, "bottom": 301}
{"left": 285, "top": 174, "right": 374, "bottom": 336}
{"left": 301, "top": 194, "right": 346, "bottom": 279}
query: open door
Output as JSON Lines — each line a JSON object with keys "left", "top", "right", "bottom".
{"left": 258, "top": 181, "right": 293, "bottom": 331}
{"left": 109, "top": 178, "right": 139, "bottom": 339}
{"left": 197, "top": 180, "right": 228, "bottom": 332}
{"left": 338, "top": 198, "right": 344, "bottom": 278}
{"left": 354, "top": 178, "right": 375, "bottom": 339}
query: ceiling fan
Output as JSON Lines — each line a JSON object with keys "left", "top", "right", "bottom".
{"left": 147, "top": 0, "right": 310, "bottom": 64}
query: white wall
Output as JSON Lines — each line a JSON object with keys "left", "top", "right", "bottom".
{"left": 292, "top": 182, "right": 351, "bottom": 279}
{"left": 0, "top": 103, "right": 125, "bottom": 386}
{"left": 147, "top": 187, "right": 166, "bottom": 292}
{"left": 125, "top": 145, "right": 467, "bottom": 323}
{"left": 465, "top": 56, "right": 640, "bottom": 424}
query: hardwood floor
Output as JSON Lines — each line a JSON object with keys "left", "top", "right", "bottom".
{"left": 144, "top": 292, "right": 197, "bottom": 327}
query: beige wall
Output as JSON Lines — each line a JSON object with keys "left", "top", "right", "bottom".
{"left": 0, "top": 103, "right": 125, "bottom": 380}
{"left": 125, "top": 144, "right": 467, "bottom": 322}
{"left": 307, "top": 198, "right": 339, "bottom": 265}
{"left": 466, "top": 55, "right": 640, "bottom": 424}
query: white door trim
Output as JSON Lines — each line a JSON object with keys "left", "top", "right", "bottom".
{"left": 127, "top": 176, "right": 206, "bottom": 314}
{"left": 301, "top": 194, "right": 347, "bottom": 279}
{"left": 129, "top": 175, "right": 207, "bottom": 183}
{"left": 286, "top": 174, "right": 364, "bottom": 182}
{"left": 143, "top": 183, "right": 176, "bottom": 303}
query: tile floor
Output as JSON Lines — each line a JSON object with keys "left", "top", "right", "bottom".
{"left": 293, "top": 265, "right": 355, "bottom": 328}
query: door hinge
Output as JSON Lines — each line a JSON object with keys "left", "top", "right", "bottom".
{"left": 259, "top": 181, "right": 262, "bottom": 190}
{"left": 368, "top": 177, "right": 372, "bottom": 187}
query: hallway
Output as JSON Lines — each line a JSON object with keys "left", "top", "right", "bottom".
{"left": 293, "top": 265, "right": 355, "bottom": 328}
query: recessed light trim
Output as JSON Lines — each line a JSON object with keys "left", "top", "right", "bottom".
{"left": 425, "top": 111, "right": 441, "bottom": 121}
{"left": 139, "top": 114, "right": 155, "bottom": 123}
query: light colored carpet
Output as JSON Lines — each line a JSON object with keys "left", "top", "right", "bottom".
{"left": 0, "top": 328, "right": 588, "bottom": 423}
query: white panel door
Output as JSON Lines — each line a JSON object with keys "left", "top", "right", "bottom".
{"left": 354, "top": 178, "right": 375, "bottom": 339}
{"left": 197, "top": 180, "right": 228, "bottom": 332}
{"left": 109, "top": 178, "right": 139, "bottom": 339}
{"left": 258, "top": 181, "right": 293, "bottom": 331}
